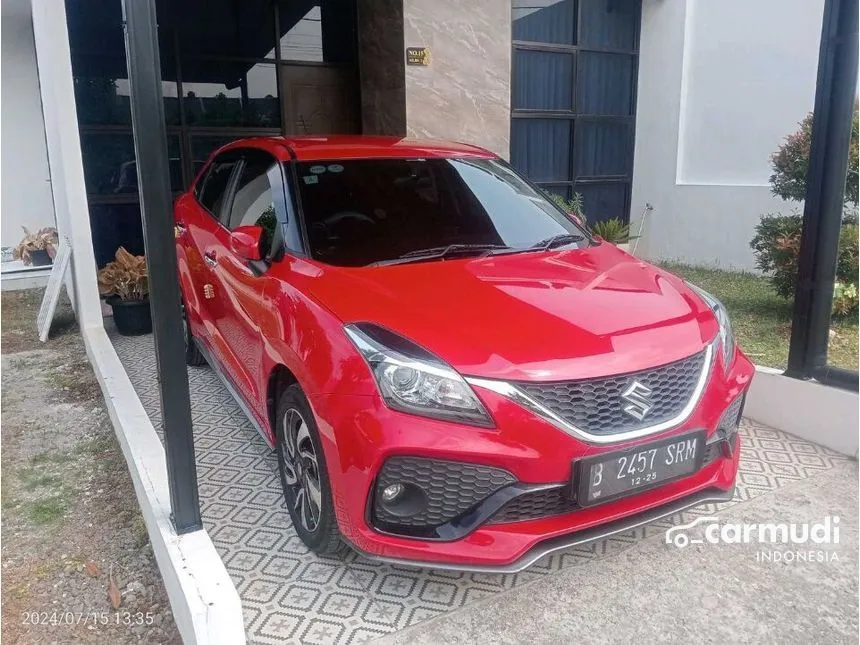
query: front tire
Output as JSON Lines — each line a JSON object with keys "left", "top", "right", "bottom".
{"left": 275, "top": 383, "right": 342, "bottom": 556}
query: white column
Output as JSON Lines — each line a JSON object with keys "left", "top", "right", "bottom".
{"left": 30, "top": 0, "right": 102, "bottom": 329}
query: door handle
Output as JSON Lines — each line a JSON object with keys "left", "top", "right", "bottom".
{"left": 204, "top": 251, "right": 217, "bottom": 268}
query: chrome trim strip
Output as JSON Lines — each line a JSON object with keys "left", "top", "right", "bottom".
{"left": 195, "top": 339, "right": 275, "bottom": 450}
{"left": 466, "top": 342, "right": 714, "bottom": 445}
{"left": 349, "top": 486, "right": 735, "bottom": 574}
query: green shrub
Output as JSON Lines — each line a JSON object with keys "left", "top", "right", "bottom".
{"left": 769, "top": 106, "right": 859, "bottom": 204}
{"left": 592, "top": 218, "right": 635, "bottom": 244}
{"left": 750, "top": 213, "right": 859, "bottom": 316}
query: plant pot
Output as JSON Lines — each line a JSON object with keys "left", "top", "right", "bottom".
{"left": 616, "top": 242, "right": 631, "bottom": 253}
{"left": 29, "top": 249, "right": 53, "bottom": 267}
{"left": 108, "top": 296, "right": 152, "bottom": 336}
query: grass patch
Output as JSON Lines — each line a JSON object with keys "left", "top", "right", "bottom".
{"left": 26, "top": 496, "right": 68, "bottom": 525}
{"left": 1, "top": 289, "right": 78, "bottom": 354}
{"left": 19, "top": 470, "right": 63, "bottom": 491}
{"left": 662, "top": 263, "right": 858, "bottom": 370}
{"left": 30, "top": 451, "right": 76, "bottom": 466}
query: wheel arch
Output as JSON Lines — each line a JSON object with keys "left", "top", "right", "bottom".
{"left": 267, "top": 363, "right": 300, "bottom": 437}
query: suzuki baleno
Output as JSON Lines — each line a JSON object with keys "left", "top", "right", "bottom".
{"left": 175, "top": 136, "right": 754, "bottom": 571}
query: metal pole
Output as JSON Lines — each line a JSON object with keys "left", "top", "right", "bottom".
{"left": 784, "top": 0, "right": 858, "bottom": 390}
{"left": 121, "top": 0, "right": 203, "bottom": 532}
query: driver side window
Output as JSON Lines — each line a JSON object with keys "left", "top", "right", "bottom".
{"left": 227, "top": 153, "right": 276, "bottom": 229}
{"left": 226, "top": 150, "right": 278, "bottom": 251}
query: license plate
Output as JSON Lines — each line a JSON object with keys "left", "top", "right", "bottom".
{"left": 576, "top": 431, "right": 705, "bottom": 507}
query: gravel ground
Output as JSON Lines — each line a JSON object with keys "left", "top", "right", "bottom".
{"left": 1, "top": 289, "right": 181, "bottom": 644}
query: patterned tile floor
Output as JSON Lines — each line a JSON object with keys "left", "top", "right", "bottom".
{"left": 109, "top": 328, "right": 850, "bottom": 645}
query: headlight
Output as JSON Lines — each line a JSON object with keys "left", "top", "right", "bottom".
{"left": 688, "top": 283, "right": 736, "bottom": 372}
{"left": 344, "top": 323, "right": 494, "bottom": 427}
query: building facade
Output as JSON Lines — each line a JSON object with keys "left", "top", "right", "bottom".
{"left": 1, "top": 0, "right": 823, "bottom": 272}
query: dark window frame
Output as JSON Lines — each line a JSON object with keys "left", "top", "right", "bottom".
{"left": 510, "top": 0, "right": 642, "bottom": 224}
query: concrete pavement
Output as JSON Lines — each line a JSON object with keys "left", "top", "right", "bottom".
{"left": 374, "top": 459, "right": 859, "bottom": 645}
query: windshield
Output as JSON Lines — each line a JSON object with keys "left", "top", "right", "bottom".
{"left": 291, "top": 157, "right": 589, "bottom": 267}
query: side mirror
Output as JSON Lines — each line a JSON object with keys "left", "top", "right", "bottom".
{"left": 229, "top": 225, "right": 264, "bottom": 261}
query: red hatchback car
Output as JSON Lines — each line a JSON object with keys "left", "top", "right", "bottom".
{"left": 175, "top": 136, "right": 754, "bottom": 571}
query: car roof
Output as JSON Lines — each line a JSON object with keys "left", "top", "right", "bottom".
{"left": 215, "top": 135, "right": 497, "bottom": 162}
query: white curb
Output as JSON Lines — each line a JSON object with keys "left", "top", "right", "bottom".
{"left": 82, "top": 326, "right": 245, "bottom": 645}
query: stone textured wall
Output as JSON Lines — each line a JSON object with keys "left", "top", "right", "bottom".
{"left": 402, "top": 0, "right": 511, "bottom": 158}
{"left": 357, "top": 0, "right": 407, "bottom": 135}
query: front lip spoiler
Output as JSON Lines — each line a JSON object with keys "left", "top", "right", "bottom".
{"left": 346, "top": 486, "right": 735, "bottom": 574}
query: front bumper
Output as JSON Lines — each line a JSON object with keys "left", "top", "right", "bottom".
{"left": 351, "top": 486, "right": 735, "bottom": 573}
{"left": 309, "top": 348, "right": 754, "bottom": 569}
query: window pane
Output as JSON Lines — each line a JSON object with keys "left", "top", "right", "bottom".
{"left": 511, "top": 119, "right": 571, "bottom": 182}
{"left": 89, "top": 203, "right": 145, "bottom": 268}
{"left": 80, "top": 134, "right": 182, "bottom": 195}
{"left": 176, "top": 1, "right": 276, "bottom": 59}
{"left": 182, "top": 61, "right": 280, "bottom": 128}
{"left": 72, "top": 59, "right": 180, "bottom": 126}
{"left": 227, "top": 154, "right": 276, "bottom": 230}
{"left": 513, "top": 50, "right": 574, "bottom": 111}
{"left": 278, "top": 1, "right": 357, "bottom": 63}
{"left": 513, "top": 0, "right": 576, "bottom": 45}
{"left": 575, "top": 121, "right": 631, "bottom": 177}
{"left": 80, "top": 134, "right": 135, "bottom": 196}
{"left": 579, "top": 0, "right": 638, "bottom": 50}
{"left": 577, "top": 53, "right": 634, "bottom": 115}
{"left": 576, "top": 182, "right": 628, "bottom": 224}
{"left": 199, "top": 158, "right": 240, "bottom": 216}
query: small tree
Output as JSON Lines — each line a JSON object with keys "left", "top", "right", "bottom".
{"left": 769, "top": 105, "right": 859, "bottom": 205}
{"left": 752, "top": 105, "right": 860, "bottom": 317}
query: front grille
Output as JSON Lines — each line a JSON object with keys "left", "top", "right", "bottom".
{"left": 515, "top": 349, "right": 708, "bottom": 437}
{"left": 373, "top": 456, "right": 515, "bottom": 529}
{"left": 487, "top": 486, "right": 578, "bottom": 524}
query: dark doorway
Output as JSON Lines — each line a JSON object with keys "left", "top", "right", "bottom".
{"left": 65, "top": 0, "right": 359, "bottom": 266}
{"left": 510, "top": 0, "right": 641, "bottom": 225}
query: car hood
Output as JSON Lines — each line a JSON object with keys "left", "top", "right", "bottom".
{"left": 306, "top": 243, "right": 719, "bottom": 382}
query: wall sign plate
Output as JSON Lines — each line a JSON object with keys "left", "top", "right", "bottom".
{"left": 406, "top": 47, "right": 431, "bottom": 66}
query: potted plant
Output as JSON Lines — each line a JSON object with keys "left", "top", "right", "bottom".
{"left": 97, "top": 247, "right": 152, "bottom": 335}
{"left": 591, "top": 218, "right": 638, "bottom": 252}
{"left": 13, "top": 226, "right": 58, "bottom": 266}
{"left": 548, "top": 194, "right": 638, "bottom": 251}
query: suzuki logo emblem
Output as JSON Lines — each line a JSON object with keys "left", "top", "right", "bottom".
{"left": 621, "top": 380, "right": 653, "bottom": 421}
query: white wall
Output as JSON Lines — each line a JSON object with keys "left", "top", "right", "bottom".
{"left": 631, "top": 0, "right": 824, "bottom": 270}
{"left": 1, "top": 0, "right": 55, "bottom": 250}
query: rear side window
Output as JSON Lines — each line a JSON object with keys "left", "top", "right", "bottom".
{"left": 198, "top": 157, "right": 239, "bottom": 216}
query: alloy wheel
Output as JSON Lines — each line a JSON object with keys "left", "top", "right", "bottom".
{"left": 279, "top": 408, "right": 322, "bottom": 532}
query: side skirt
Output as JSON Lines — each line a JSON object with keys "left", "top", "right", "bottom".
{"left": 194, "top": 339, "right": 276, "bottom": 450}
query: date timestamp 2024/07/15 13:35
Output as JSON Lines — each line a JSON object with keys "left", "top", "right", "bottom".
{"left": 21, "top": 611, "right": 155, "bottom": 627}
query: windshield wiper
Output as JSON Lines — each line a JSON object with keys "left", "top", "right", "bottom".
{"left": 370, "top": 243, "right": 512, "bottom": 267}
{"left": 529, "top": 233, "right": 584, "bottom": 251}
